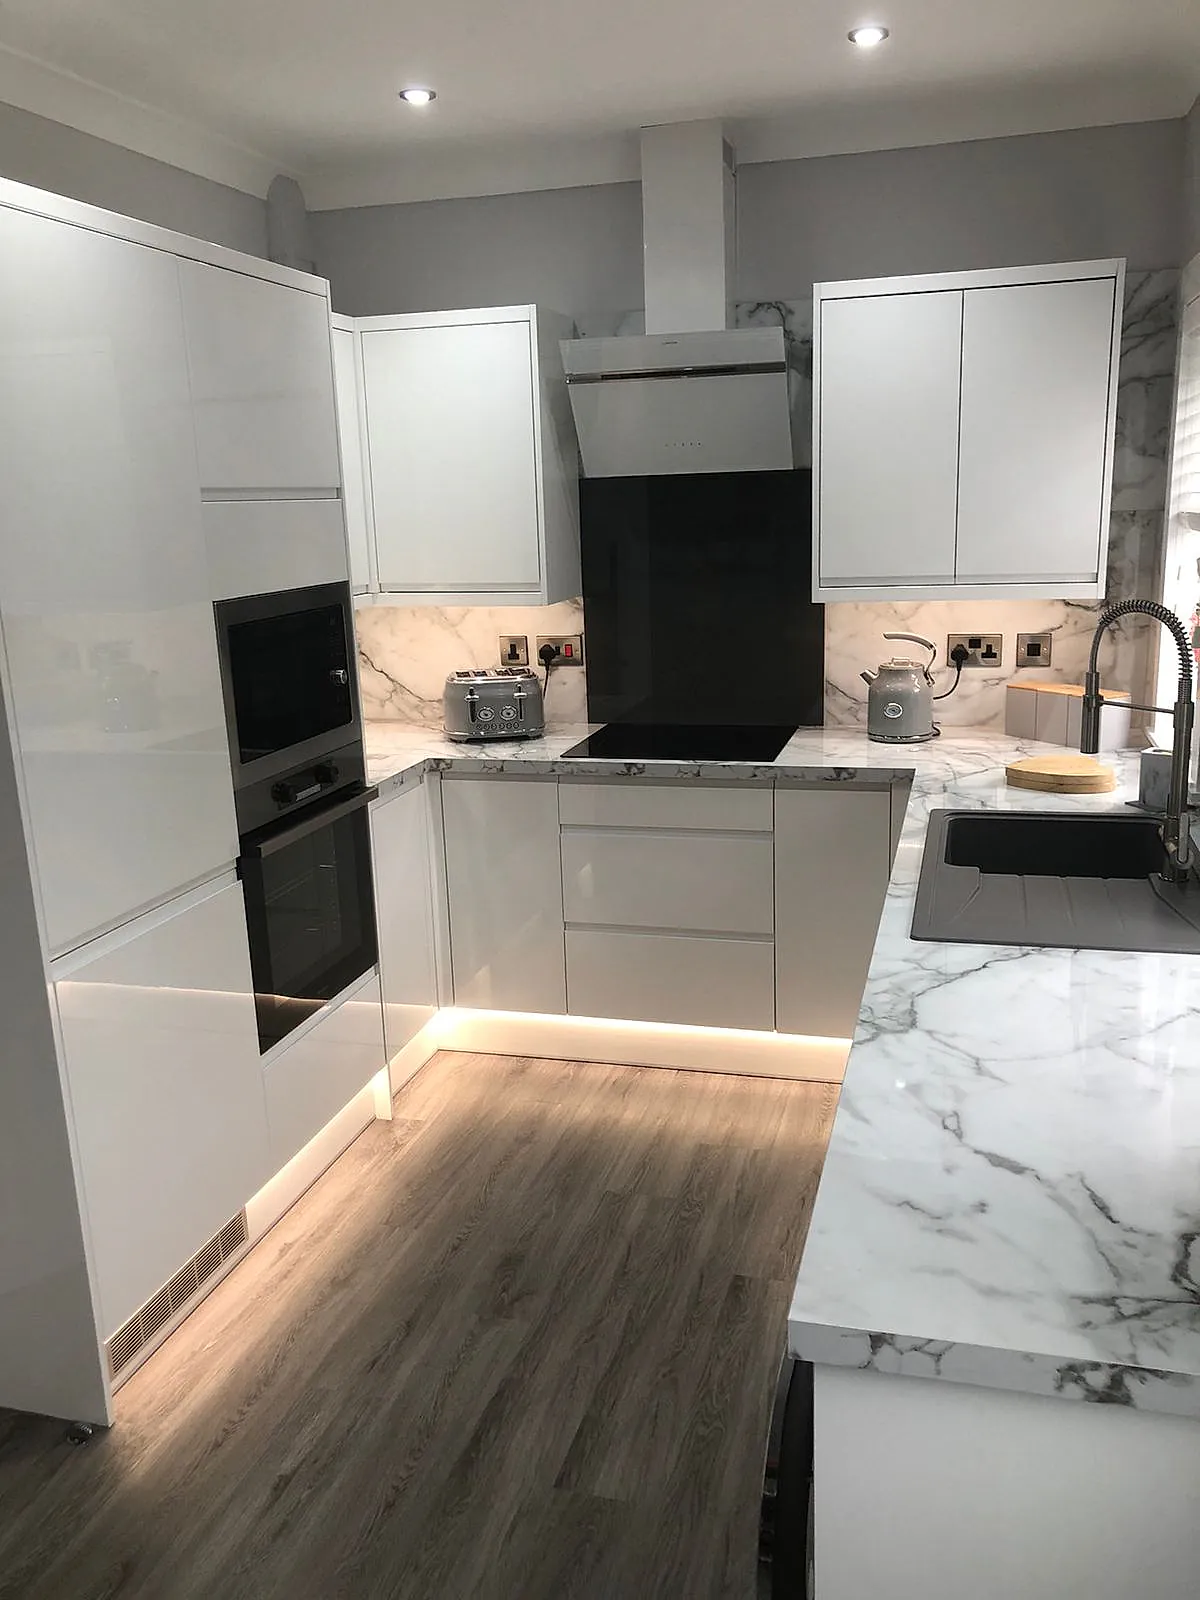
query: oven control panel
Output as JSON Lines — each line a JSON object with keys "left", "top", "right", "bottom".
{"left": 271, "top": 761, "right": 341, "bottom": 810}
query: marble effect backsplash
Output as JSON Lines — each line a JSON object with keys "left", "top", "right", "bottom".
{"left": 360, "top": 273, "right": 1177, "bottom": 736}
{"left": 356, "top": 600, "right": 587, "bottom": 728}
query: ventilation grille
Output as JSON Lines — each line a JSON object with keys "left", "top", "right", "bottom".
{"left": 106, "top": 1209, "right": 249, "bottom": 1381}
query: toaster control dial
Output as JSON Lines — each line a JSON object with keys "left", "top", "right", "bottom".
{"left": 500, "top": 706, "right": 518, "bottom": 721}
{"left": 477, "top": 706, "right": 496, "bottom": 722}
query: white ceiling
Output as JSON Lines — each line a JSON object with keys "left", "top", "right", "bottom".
{"left": 0, "top": 0, "right": 1195, "bottom": 206}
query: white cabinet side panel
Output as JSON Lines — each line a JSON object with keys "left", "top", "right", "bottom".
{"left": 533, "top": 308, "right": 581, "bottom": 605}
{"left": 775, "top": 788, "right": 891, "bottom": 1038}
{"left": 0, "top": 693, "right": 108, "bottom": 1424}
{"left": 56, "top": 881, "right": 271, "bottom": 1337}
{"left": 178, "top": 259, "right": 340, "bottom": 493}
{"left": 814, "top": 1366, "right": 1200, "bottom": 1600}
{"left": 0, "top": 210, "right": 238, "bottom": 953}
{"left": 955, "top": 277, "right": 1117, "bottom": 586}
{"left": 362, "top": 320, "right": 541, "bottom": 593}
{"left": 817, "top": 291, "right": 962, "bottom": 588}
{"left": 371, "top": 783, "right": 439, "bottom": 1062}
{"left": 442, "top": 777, "right": 566, "bottom": 1013}
{"left": 331, "top": 324, "right": 372, "bottom": 593}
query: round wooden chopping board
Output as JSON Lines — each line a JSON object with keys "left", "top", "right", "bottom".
{"left": 1005, "top": 754, "right": 1116, "bottom": 793}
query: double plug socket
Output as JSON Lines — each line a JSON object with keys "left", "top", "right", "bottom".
{"left": 944, "top": 632, "right": 1054, "bottom": 670}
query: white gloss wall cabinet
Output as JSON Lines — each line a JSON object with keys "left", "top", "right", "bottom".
{"left": 355, "top": 306, "right": 580, "bottom": 604}
{"left": 775, "top": 788, "right": 892, "bottom": 1039}
{"left": 442, "top": 775, "right": 567, "bottom": 1013}
{"left": 813, "top": 260, "right": 1123, "bottom": 602}
{"left": 178, "top": 258, "right": 341, "bottom": 496}
{"left": 202, "top": 500, "right": 351, "bottom": 603}
{"left": 331, "top": 316, "right": 373, "bottom": 593}
{"left": 0, "top": 206, "right": 239, "bottom": 954}
{"left": 262, "top": 974, "right": 387, "bottom": 1172}
{"left": 53, "top": 878, "right": 271, "bottom": 1339}
{"left": 370, "top": 781, "right": 439, "bottom": 1063}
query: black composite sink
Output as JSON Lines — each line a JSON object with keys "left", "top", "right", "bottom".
{"left": 942, "top": 812, "right": 1167, "bottom": 881}
{"left": 912, "top": 809, "right": 1200, "bottom": 954}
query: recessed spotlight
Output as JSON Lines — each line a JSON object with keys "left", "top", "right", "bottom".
{"left": 398, "top": 86, "right": 437, "bottom": 105}
{"left": 848, "top": 24, "right": 889, "bottom": 46}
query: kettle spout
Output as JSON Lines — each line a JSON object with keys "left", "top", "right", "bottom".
{"left": 860, "top": 669, "right": 877, "bottom": 686}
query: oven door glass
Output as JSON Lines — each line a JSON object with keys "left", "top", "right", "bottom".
{"left": 239, "top": 792, "right": 378, "bottom": 1052}
{"left": 227, "top": 598, "right": 354, "bottom": 763}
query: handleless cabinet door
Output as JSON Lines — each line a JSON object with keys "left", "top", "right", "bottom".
{"left": 55, "top": 880, "right": 271, "bottom": 1338}
{"left": 371, "top": 782, "right": 438, "bottom": 1060}
{"left": 442, "top": 776, "right": 565, "bottom": 1013}
{"left": 817, "top": 291, "right": 962, "bottom": 589}
{"left": 361, "top": 320, "right": 542, "bottom": 593}
{"left": 178, "top": 260, "right": 340, "bottom": 494}
{"left": 0, "top": 211, "right": 238, "bottom": 953}
{"left": 955, "top": 278, "right": 1118, "bottom": 586}
{"left": 332, "top": 322, "right": 372, "bottom": 592}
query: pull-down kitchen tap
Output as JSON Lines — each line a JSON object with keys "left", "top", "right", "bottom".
{"left": 1080, "top": 600, "right": 1195, "bottom": 883}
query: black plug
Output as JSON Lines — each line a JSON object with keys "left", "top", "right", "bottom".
{"left": 538, "top": 643, "right": 559, "bottom": 668}
{"left": 950, "top": 644, "right": 970, "bottom": 667}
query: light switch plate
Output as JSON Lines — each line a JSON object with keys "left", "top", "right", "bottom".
{"left": 1016, "top": 632, "right": 1053, "bottom": 668}
{"left": 499, "top": 634, "right": 529, "bottom": 667}
{"left": 536, "top": 634, "right": 585, "bottom": 666}
{"left": 947, "top": 633, "right": 1003, "bottom": 670}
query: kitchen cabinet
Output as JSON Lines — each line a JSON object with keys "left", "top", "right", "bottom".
{"left": 371, "top": 780, "right": 439, "bottom": 1063}
{"left": 202, "top": 499, "right": 350, "bottom": 602}
{"left": 54, "top": 877, "right": 271, "bottom": 1338}
{"left": 0, "top": 207, "right": 239, "bottom": 954}
{"left": 774, "top": 786, "right": 892, "bottom": 1039}
{"left": 262, "top": 973, "right": 386, "bottom": 1171}
{"left": 178, "top": 258, "right": 341, "bottom": 495}
{"left": 560, "top": 780, "right": 776, "bottom": 1031}
{"left": 442, "top": 775, "right": 566, "bottom": 1013}
{"left": 354, "top": 305, "right": 580, "bottom": 604}
{"left": 331, "top": 316, "right": 373, "bottom": 593}
{"left": 813, "top": 261, "right": 1123, "bottom": 602}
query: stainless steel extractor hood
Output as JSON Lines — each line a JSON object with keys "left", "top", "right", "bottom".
{"left": 562, "top": 121, "right": 798, "bottom": 477}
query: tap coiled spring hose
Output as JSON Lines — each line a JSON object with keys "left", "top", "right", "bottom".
{"left": 1088, "top": 600, "right": 1194, "bottom": 695}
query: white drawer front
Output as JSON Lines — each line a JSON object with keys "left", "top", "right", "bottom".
{"left": 566, "top": 928, "right": 775, "bottom": 1032}
{"left": 263, "top": 976, "right": 385, "bottom": 1170}
{"left": 561, "top": 828, "right": 773, "bottom": 935}
{"left": 559, "top": 781, "right": 772, "bottom": 832}
{"left": 203, "top": 498, "right": 348, "bottom": 601}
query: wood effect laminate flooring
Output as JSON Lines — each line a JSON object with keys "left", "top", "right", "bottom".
{"left": 0, "top": 1053, "right": 837, "bottom": 1600}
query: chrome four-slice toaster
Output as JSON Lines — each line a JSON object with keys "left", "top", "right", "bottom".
{"left": 443, "top": 668, "right": 545, "bottom": 741}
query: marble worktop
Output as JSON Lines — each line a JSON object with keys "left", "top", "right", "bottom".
{"left": 365, "top": 719, "right": 1200, "bottom": 1420}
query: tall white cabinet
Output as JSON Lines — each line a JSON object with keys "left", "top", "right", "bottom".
{"left": 343, "top": 305, "right": 581, "bottom": 605}
{"left": 0, "top": 206, "right": 239, "bottom": 956}
{"left": 813, "top": 260, "right": 1124, "bottom": 602}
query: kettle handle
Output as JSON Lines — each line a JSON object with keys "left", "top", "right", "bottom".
{"left": 883, "top": 631, "right": 938, "bottom": 682}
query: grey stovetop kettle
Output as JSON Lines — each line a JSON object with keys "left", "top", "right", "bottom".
{"left": 861, "top": 633, "right": 938, "bottom": 743}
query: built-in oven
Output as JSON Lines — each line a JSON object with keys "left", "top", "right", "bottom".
{"left": 215, "top": 581, "right": 364, "bottom": 835}
{"left": 238, "top": 784, "right": 378, "bottom": 1053}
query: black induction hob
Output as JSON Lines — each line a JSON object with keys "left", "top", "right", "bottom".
{"left": 561, "top": 723, "right": 797, "bottom": 763}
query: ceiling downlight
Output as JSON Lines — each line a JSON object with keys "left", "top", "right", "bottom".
{"left": 848, "top": 25, "right": 890, "bottom": 46}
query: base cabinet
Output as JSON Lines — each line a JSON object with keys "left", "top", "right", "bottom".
{"left": 811, "top": 1365, "right": 1200, "bottom": 1599}
{"left": 371, "top": 782, "right": 439, "bottom": 1063}
{"left": 442, "top": 776, "right": 566, "bottom": 1013}
{"left": 566, "top": 927, "right": 775, "bottom": 1031}
{"left": 774, "top": 788, "right": 892, "bottom": 1039}
{"left": 262, "top": 974, "right": 386, "bottom": 1171}
{"left": 55, "top": 879, "right": 271, "bottom": 1338}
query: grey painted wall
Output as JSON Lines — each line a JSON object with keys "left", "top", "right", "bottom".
{"left": 738, "top": 119, "right": 1184, "bottom": 298}
{"left": 310, "top": 180, "right": 644, "bottom": 317}
{"left": 1186, "top": 97, "right": 1200, "bottom": 264}
{"left": 0, "top": 100, "right": 267, "bottom": 257}
{"left": 312, "top": 118, "right": 1186, "bottom": 318}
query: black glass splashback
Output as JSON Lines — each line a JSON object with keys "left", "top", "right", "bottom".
{"left": 580, "top": 468, "right": 824, "bottom": 728}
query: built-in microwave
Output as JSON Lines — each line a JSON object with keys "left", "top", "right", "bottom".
{"left": 214, "top": 582, "right": 365, "bottom": 834}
